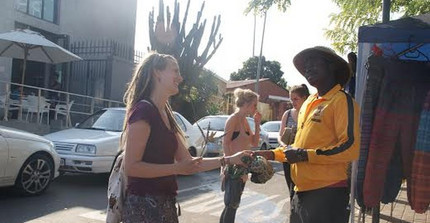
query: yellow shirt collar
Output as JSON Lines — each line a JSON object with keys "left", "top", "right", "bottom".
{"left": 311, "top": 84, "right": 342, "bottom": 101}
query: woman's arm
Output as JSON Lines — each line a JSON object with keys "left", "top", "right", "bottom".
{"left": 124, "top": 120, "right": 200, "bottom": 178}
{"left": 175, "top": 132, "right": 252, "bottom": 173}
{"left": 278, "top": 110, "right": 289, "bottom": 146}
{"left": 250, "top": 112, "right": 261, "bottom": 147}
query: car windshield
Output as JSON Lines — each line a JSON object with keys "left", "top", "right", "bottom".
{"left": 262, "top": 122, "right": 281, "bottom": 132}
{"left": 77, "top": 109, "right": 125, "bottom": 132}
{"left": 196, "top": 116, "right": 227, "bottom": 131}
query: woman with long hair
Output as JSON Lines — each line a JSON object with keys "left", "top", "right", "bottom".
{"left": 219, "top": 88, "right": 262, "bottom": 223}
{"left": 121, "top": 52, "right": 250, "bottom": 223}
{"left": 279, "top": 84, "right": 310, "bottom": 200}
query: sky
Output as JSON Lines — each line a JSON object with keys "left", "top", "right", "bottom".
{"left": 135, "top": 0, "right": 340, "bottom": 91}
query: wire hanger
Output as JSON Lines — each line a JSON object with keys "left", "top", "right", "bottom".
{"left": 396, "top": 39, "right": 430, "bottom": 61}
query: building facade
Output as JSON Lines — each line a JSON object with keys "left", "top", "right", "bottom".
{"left": 226, "top": 78, "right": 291, "bottom": 121}
{"left": 0, "top": 0, "right": 137, "bottom": 101}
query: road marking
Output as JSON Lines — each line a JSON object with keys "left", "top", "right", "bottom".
{"left": 79, "top": 210, "right": 106, "bottom": 222}
{"left": 183, "top": 195, "right": 225, "bottom": 213}
{"left": 179, "top": 190, "right": 218, "bottom": 206}
{"left": 238, "top": 195, "right": 280, "bottom": 212}
{"left": 79, "top": 179, "right": 288, "bottom": 223}
{"left": 178, "top": 182, "right": 217, "bottom": 193}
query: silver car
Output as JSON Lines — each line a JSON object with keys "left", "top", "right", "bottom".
{"left": 193, "top": 115, "right": 270, "bottom": 157}
{"left": 44, "top": 108, "right": 205, "bottom": 174}
{"left": 261, "top": 121, "right": 282, "bottom": 148}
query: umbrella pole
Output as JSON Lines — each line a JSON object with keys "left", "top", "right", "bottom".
{"left": 18, "top": 48, "right": 28, "bottom": 121}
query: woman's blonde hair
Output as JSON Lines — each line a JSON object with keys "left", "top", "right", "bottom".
{"left": 120, "top": 52, "right": 185, "bottom": 148}
{"left": 234, "top": 88, "right": 259, "bottom": 108}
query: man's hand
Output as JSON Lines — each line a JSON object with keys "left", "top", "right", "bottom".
{"left": 284, "top": 148, "right": 308, "bottom": 163}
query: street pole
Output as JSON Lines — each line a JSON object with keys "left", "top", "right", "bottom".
{"left": 382, "top": 0, "right": 390, "bottom": 23}
{"left": 252, "top": 13, "right": 256, "bottom": 57}
{"left": 255, "top": 11, "right": 267, "bottom": 94}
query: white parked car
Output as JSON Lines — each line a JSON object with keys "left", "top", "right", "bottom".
{"left": 261, "top": 121, "right": 282, "bottom": 149}
{"left": 44, "top": 107, "right": 205, "bottom": 174}
{"left": 193, "top": 115, "right": 270, "bottom": 157}
{"left": 0, "top": 126, "right": 60, "bottom": 195}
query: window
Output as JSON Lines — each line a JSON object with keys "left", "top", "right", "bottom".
{"left": 16, "top": 0, "right": 57, "bottom": 23}
{"left": 29, "top": 0, "right": 42, "bottom": 18}
{"left": 43, "top": 0, "right": 55, "bottom": 22}
{"left": 16, "top": 0, "right": 28, "bottom": 12}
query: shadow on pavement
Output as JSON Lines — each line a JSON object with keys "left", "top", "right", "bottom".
{"left": 0, "top": 173, "right": 109, "bottom": 223}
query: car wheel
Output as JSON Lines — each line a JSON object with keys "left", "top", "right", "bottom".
{"left": 16, "top": 154, "right": 53, "bottom": 195}
{"left": 260, "top": 143, "right": 268, "bottom": 150}
{"left": 188, "top": 147, "right": 197, "bottom": 157}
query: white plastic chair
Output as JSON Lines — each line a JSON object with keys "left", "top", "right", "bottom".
{"left": 55, "top": 100, "right": 74, "bottom": 127}
{"left": 25, "top": 95, "right": 50, "bottom": 124}
{"left": 1, "top": 94, "right": 26, "bottom": 121}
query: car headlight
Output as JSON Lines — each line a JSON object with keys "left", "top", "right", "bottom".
{"left": 76, "top": 144, "right": 97, "bottom": 154}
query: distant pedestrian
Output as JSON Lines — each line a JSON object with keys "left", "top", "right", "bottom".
{"left": 219, "top": 88, "right": 262, "bottom": 223}
{"left": 278, "top": 84, "right": 310, "bottom": 200}
{"left": 346, "top": 52, "right": 357, "bottom": 97}
{"left": 48, "top": 72, "right": 61, "bottom": 120}
{"left": 118, "top": 52, "right": 251, "bottom": 223}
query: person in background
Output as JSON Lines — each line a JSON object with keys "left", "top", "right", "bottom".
{"left": 10, "top": 86, "right": 22, "bottom": 100}
{"left": 346, "top": 52, "right": 357, "bottom": 98}
{"left": 9, "top": 85, "right": 23, "bottom": 119}
{"left": 219, "top": 88, "right": 262, "bottom": 223}
{"left": 254, "top": 46, "right": 360, "bottom": 223}
{"left": 48, "top": 72, "right": 61, "bottom": 101}
{"left": 278, "top": 84, "right": 310, "bottom": 200}
{"left": 48, "top": 72, "right": 61, "bottom": 120}
{"left": 121, "top": 52, "right": 251, "bottom": 223}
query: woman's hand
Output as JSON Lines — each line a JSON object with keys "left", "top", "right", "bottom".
{"left": 253, "top": 111, "right": 262, "bottom": 125}
{"left": 175, "top": 157, "right": 202, "bottom": 175}
{"left": 226, "top": 150, "right": 253, "bottom": 166}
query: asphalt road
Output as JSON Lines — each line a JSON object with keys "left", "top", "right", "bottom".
{"left": 0, "top": 162, "right": 290, "bottom": 223}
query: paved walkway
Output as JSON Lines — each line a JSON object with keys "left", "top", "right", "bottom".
{"left": 353, "top": 184, "right": 429, "bottom": 223}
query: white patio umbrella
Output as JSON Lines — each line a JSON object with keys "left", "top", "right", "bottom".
{"left": 0, "top": 29, "right": 82, "bottom": 86}
{"left": 0, "top": 29, "right": 82, "bottom": 120}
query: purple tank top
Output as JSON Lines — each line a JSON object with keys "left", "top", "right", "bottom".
{"left": 126, "top": 100, "right": 178, "bottom": 196}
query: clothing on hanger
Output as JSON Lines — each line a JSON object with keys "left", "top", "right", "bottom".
{"left": 363, "top": 58, "right": 430, "bottom": 208}
{"left": 410, "top": 90, "right": 430, "bottom": 213}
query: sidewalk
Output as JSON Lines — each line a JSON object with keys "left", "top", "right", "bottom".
{"left": 353, "top": 185, "right": 429, "bottom": 223}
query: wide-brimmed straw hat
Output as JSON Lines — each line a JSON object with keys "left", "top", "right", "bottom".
{"left": 293, "top": 46, "right": 351, "bottom": 87}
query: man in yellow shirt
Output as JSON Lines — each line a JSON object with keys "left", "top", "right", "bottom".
{"left": 255, "top": 46, "right": 360, "bottom": 223}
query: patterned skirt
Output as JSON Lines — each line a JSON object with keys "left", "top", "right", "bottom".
{"left": 122, "top": 193, "right": 178, "bottom": 223}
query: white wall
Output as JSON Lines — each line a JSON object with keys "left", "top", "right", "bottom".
{"left": 60, "top": 0, "right": 137, "bottom": 47}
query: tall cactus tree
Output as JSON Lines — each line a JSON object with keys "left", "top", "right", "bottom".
{"left": 148, "top": 0, "right": 223, "bottom": 121}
